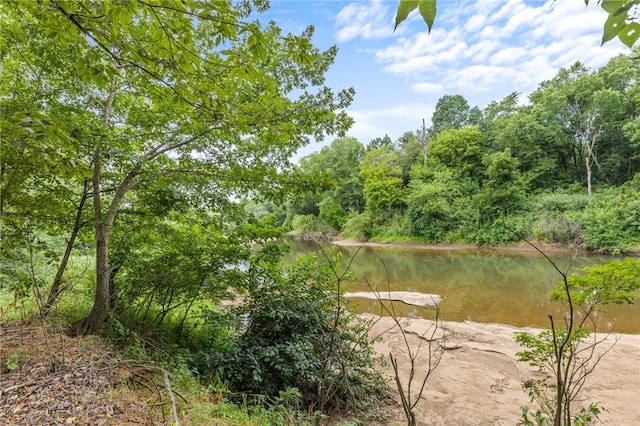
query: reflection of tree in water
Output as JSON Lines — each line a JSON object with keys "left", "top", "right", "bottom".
{"left": 280, "top": 237, "right": 637, "bottom": 331}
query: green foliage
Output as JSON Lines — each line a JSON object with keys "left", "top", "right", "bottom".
{"left": 394, "top": 0, "right": 640, "bottom": 48}
{"left": 472, "top": 215, "right": 529, "bottom": 246}
{"left": 360, "top": 146, "right": 405, "bottom": 220}
{"left": 473, "top": 149, "right": 526, "bottom": 224}
{"left": 579, "top": 176, "right": 640, "bottom": 253}
{"left": 1, "top": 0, "right": 354, "bottom": 333}
{"left": 430, "top": 94, "right": 478, "bottom": 136}
{"left": 515, "top": 255, "right": 640, "bottom": 425}
{"left": 406, "top": 167, "right": 466, "bottom": 242}
{"left": 550, "top": 258, "right": 640, "bottom": 307}
{"left": 394, "top": 0, "right": 436, "bottom": 32}
{"left": 341, "top": 212, "right": 374, "bottom": 240}
{"left": 291, "top": 214, "right": 324, "bottom": 233}
{"left": 428, "top": 127, "right": 486, "bottom": 181}
{"left": 4, "top": 352, "right": 25, "bottom": 372}
{"left": 318, "top": 194, "right": 349, "bottom": 229}
{"left": 199, "top": 253, "right": 388, "bottom": 415}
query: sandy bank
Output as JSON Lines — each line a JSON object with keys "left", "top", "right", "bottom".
{"left": 367, "top": 315, "right": 640, "bottom": 425}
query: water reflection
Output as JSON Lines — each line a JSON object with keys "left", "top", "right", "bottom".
{"left": 281, "top": 237, "right": 640, "bottom": 334}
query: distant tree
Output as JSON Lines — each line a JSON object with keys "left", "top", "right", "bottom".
{"left": 360, "top": 146, "right": 405, "bottom": 220}
{"left": 492, "top": 109, "right": 572, "bottom": 191}
{"left": 428, "top": 126, "right": 486, "bottom": 181}
{"left": 298, "top": 137, "right": 366, "bottom": 228}
{"left": 396, "top": 130, "right": 423, "bottom": 182}
{"left": 368, "top": 134, "right": 394, "bottom": 150}
{"left": 430, "top": 94, "right": 476, "bottom": 136}
{"left": 472, "top": 149, "right": 526, "bottom": 224}
{"left": 531, "top": 62, "right": 627, "bottom": 194}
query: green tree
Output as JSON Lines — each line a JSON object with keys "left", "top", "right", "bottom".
{"left": 430, "top": 94, "right": 479, "bottom": 136}
{"left": 1, "top": 1, "right": 353, "bottom": 334}
{"left": 298, "top": 137, "right": 366, "bottom": 228}
{"left": 531, "top": 62, "right": 627, "bottom": 194}
{"left": 406, "top": 165, "right": 467, "bottom": 241}
{"left": 472, "top": 149, "right": 526, "bottom": 224}
{"left": 492, "top": 109, "right": 572, "bottom": 191}
{"left": 428, "top": 126, "right": 486, "bottom": 181}
{"left": 368, "top": 133, "right": 393, "bottom": 150}
{"left": 359, "top": 146, "right": 405, "bottom": 221}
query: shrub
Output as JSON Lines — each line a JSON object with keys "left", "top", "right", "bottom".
{"left": 291, "top": 214, "right": 323, "bottom": 233}
{"left": 198, "top": 253, "right": 388, "bottom": 416}
{"left": 579, "top": 177, "right": 640, "bottom": 253}
{"left": 341, "top": 212, "right": 373, "bottom": 240}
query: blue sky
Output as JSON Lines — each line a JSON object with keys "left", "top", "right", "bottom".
{"left": 259, "top": 0, "right": 629, "bottom": 159}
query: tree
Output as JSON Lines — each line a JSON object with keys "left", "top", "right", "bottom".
{"left": 430, "top": 94, "right": 477, "bottom": 136}
{"left": 427, "top": 126, "right": 486, "bottom": 181}
{"left": 394, "top": 0, "right": 640, "bottom": 48}
{"left": 368, "top": 133, "right": 393, "bottom": 150}
{"left": 298, "top": 137, "right": 366, "bottom": 228}
{"left": 1, "top": 1, "right": 353, "bottom": 335}
{"left": 531, "top": 63, "right": 627, "bottom": 194}
{"left": 472, "top": 149, "right": 526, "bottom": 224}
{"left": 491, "top": 109, "right": 572, "bottom": 191}
{"left": 359, "top": 146, "right": 405, "bottom": 220}
{"left": 406, "top": 165, "right": 466, "bottom": 241}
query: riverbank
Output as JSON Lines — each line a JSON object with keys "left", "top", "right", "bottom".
{"left": 367, "top": 315, "right": 640, "bottom": 425}
{"left": 331, "top": 237, "right": 640, "bottom": 256}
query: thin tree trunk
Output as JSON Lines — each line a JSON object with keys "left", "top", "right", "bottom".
{"left": 69, "top": 74, "right": 118, "bottom": 336}
{"left": 44, "top": 181, "right": 90, "bottom": 313}
{"left": 586, "top": 154, "right": 592, "bottom": 196}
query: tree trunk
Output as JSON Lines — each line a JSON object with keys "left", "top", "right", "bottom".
{"left": 586, "top": 152, "right": 592, "bottom": 196}
{"left": 44, "top": 181, "right": 89, "bottom": 313}
{"left": 69, "top": 148, "right": 110, "bottom": 336}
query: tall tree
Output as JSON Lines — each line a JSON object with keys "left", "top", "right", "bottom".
{"left": 430, "top": 94, "right": 478, "bottom": 136}
{"left": 531, "top": 62, "right": 627, "bottom": 194}
{"left": 368, "top": 134, "right": 393, "bottom": 150}
{"left": 1, "top": 1, "right": 353, "bottom": 334}
{"left": 359, "top": 146, "right": 405, "bottom": 220}
{"left": 299, "top": 137, "right": 366, "bottom": 227}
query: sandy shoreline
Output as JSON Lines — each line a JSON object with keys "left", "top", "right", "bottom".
{"left": 330, "top": 237, "right": 640, "bottom": 256}
{"left": 368, "top": 316, "right": 640, "bottom": 425}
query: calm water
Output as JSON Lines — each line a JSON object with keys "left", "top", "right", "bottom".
{"left": 281, "top": 237, "right": 640, "bottom": 334}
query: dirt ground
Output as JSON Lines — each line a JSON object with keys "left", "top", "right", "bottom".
{"left": 368, "top": 315, "right": 640, "bottom": 426}
{"left": 2, "top": 318, "right": 639, "bottom": 425}
{"left": 0, "top": 321, "right": 159, "bottom": 426}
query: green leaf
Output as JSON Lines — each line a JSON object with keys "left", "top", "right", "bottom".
{"left": 602, "top": 12, "right": 627, "bottom": 44}
{"left": 418, "top": 0, "right": 437, "bottom": 33}
{"left": 394, "top": 0, "right": 419, "bottom": 32}
{"left": 601, "top": 0, "right": 625, "bottom": 14}
{"left": 618, "top": 22, "right": 640, "bottom": 47}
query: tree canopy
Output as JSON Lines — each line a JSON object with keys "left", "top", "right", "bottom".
{"left": 0, "top": 0, "right": 353, "bottom": 334}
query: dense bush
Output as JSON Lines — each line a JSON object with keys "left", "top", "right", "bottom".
{"left": 579, "top": 176, "right": 640, "bottom": 253}
{"left": 197, "top": 252, "right": 388, "bottom": 415}
{"left": 290, "top": 214, "right": 324, "bottom": 233}
{"left": 341, "top": 212, "right": 373, "bottom": 240}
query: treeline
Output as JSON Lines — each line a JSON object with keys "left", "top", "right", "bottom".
{"left": 266, "top": 53, "right": 640, "bottom": 254}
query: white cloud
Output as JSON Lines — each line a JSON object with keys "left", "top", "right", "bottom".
{"left": 346, "top": 104, "right": 435, "bottom": 143}
{"left": 334, "top": 0, "right": 394, "bottom": 42}
{"left": 412, "top": 82, "right": 443, "bottom": 94}
{"left": 365, "top": 0, "right": 627, "bottom": 106}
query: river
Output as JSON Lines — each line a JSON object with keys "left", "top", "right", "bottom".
{"left": 281, "top": 237, "right": 640, "bottom": 334}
